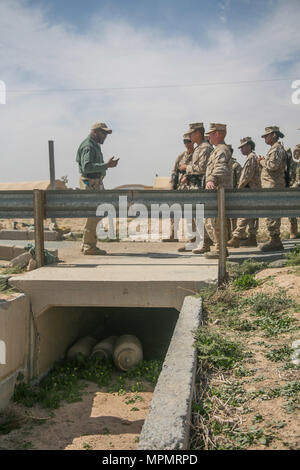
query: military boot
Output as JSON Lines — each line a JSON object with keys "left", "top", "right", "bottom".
{"left": 290, "top": 218, "right": 300, "bottom": 239}
{"left": 204, "top": 247, "right": 229, "bottom": 259}
{"left": 192, "top": 235, "right": 213, "bottom": 254}
{"left": 227, "top": 236, "right": 240, "bottom": 248}
{"left": 83, "top": 246, "right": 107, "bottom": 255}
{"left": 239, "top": 234, "right": 258, "bottom": 247}
{"left": 258, "top": 235, "right": 284, "bottom": 252}
{"left": 177, "top": 238, "right": 196, "bottom": 252}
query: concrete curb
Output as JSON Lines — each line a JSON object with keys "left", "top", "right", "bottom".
{"left": 138, "top": 295, "right": 202, "bottom": 450}
{"left": 0, "top": 230, "right": 61, "bottom": 241}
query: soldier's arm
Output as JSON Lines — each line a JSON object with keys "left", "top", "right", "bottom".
{"left": 263, "top": 148, "right": 285, "bottom": 172}
{"left": 238, "top": 157, "right": 255, "bottom": 188}
{"left": 81, "top": 146, "right": 107, "bottom": 176}
{"left": 208, "top": 152, "right": 231, "bottom": 185}
{"left": 186, "top": 147, "right": 211, "bottom": 175}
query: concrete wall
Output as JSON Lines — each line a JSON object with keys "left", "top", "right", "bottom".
{"left": 0, "top": 295, "right": 30, "bottom": 410}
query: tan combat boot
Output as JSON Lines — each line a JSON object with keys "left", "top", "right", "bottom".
{"left": 258, "top": 235, "right": 284, "bottom": 252}
{"left": 192, "top": 235, "right": 213, "bottom": 254}
{"left": 239, "top": 235, "right": 258, "bottom": 247}
{"left": 290, "top": 218, "right": 299, "bottom": 239}
{"left": 227, "top": 236, "right": 240, "bottom": 248}
{"left": 205, "top": 247, "right": 229, "bottom": 259}
{"left": 83, "top": 246, "right": 107, "bottom": 255}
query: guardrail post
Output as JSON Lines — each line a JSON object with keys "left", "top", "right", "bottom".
{"left": 34, "top": 189, "right": 45, "bottom": 268}
{"left": 218, "top": 186, "right": 227, "bottom": 285}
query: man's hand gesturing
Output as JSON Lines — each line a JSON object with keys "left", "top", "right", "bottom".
{"left": 106, "top": 156, "right": 119, "bottom": 168}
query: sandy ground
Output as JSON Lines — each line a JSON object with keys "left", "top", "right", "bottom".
{"left": 0, "top": 379, "right": 154, "bottom": 451}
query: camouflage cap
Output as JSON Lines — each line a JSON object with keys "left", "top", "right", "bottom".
{"left": 189, "top": 122, "right": 204, "bottom": 132}
{"left": 238, "top": 136, "right": 253, "bottom": 148}
{"left": 183, "top": 133, "right": 192, "bottom": 142}
{"left": 206, "top": 123, "right": 227, "bottom": 134}
{"left": 261, "top": 126, "right": 284, "bottom": 138}
{"left": 91, "top": 122, "right": 112, "bottom": 134}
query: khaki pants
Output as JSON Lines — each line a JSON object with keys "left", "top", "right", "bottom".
{"left": 79, "top": 176, "right": 104, "bottom": 248}
{"left": 266, "top": 218, "right": 281, "bottom": 237}
{"left": 205, "top": 217, "right": 229, "bottom": 251}
{"left": 233, "top": 218, "right": 259, "bottom": 239}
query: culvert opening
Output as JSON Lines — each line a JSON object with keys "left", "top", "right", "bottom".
{"left": 35, "top": 306, "right": 179, "bottom": 376}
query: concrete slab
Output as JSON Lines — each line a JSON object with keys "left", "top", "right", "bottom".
{"left": 9, "top": 252, "right": 218, "bottom": 314}
{"left": 0, "top": 230, "right": 61, "bottom": 241}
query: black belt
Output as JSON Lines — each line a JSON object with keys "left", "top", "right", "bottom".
{"left": 82, "top": 173, "right": 102, "bottom": 179}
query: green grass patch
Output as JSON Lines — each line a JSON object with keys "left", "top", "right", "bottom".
{"left": 13, "top": 357, "right": 162, "bottom": 410}
{"left": 228, "top": 260, "right": 268, "bottom": 279}
{"left": 194, "top": 328, "right": 244, "bottom": 370}
{"left": 233, "top": 274, "right": 259, "bottom": 291}
{"left": 286, "top": 246, "right": 300, "bottom": 266}
{"left": 265, "top": 345, "right": 293, "bottom": 362}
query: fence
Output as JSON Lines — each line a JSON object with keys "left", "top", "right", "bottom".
{"left": 0, "top": 187, "right": 300, "bottom": 284}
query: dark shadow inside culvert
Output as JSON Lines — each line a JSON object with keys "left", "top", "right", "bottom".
{"left": 36, "top": 306, "right": 179, "bottom": 376}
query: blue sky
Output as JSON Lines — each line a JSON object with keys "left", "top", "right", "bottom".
{"left": 27, "top": 0, "right": 275, "bottom": 38}
{"left": 0, "top": 0, "right": 300, "bottom": 188}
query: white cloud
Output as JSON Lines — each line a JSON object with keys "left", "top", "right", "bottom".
{"left": 0, "top": 0, "right": 299, "bottom": 189}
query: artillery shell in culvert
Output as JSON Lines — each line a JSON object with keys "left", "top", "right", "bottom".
{"left": 66, "top": 336, "right": 97, "bottom": 360}
{"left": 113, "top": 335, "right": 143, "bottom": 371}
{"left": 91, "top": 336, "right": 118, "bottom": 361}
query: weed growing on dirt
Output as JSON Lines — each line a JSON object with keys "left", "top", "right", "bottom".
{"left": 13, "top": 357, "right": 162, "bottom": 410}
{"left": 265, "top": 346, "right": 294, "bottom": 362}
{"left": 286, "top": 246, "right": 300, "bottom": 266}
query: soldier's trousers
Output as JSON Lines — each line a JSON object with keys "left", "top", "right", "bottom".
{"left": 266, "top": 218, "right": 281, "bottom": 237}
{"left": 205, "top": 217, "right": 228, "bottom": 251}
{"left": 233, "top": 218, "right": 259, "bottom": 239}
{"left": 79, "top": 176, "right": 104, "bottom": 248}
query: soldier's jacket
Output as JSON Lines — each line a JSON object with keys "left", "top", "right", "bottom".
{"left": 185, "top": 142, "right": 213, "bottom": 176}
{"left": 291, "top": 144, "right": 300, "bottom": 187}
{"left": 171, "top": 151, "right": 193, "bottom": 189}
{"left": 76, "top": 135, "right": 107, "bottom": 178}
{"left": 238, "top": 152, "right": 261, "bottom": 189}
{"left": 232, "top": 158, "right": 242, "bottom": 188}
{"left": 205, "top": 143, "right": 233, "bottom": 189}
{"left": 260, "top": 141, "right": 287, "bottom": 189}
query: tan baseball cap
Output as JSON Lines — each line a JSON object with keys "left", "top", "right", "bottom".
{"left": 183, "top": 133, "right": 192, "bottom": 142}
{"left": 238, "top": 136, "right": 253, "bottom": 148}
{"left": 261, "top": 126, "right": 284, "bottom": 138}
{"left": 91, "top": 122, "right": 112, "bottom": 134}
{"left": 189, "top": 122, "right": 204, "bottom": 132}
{"left": 206, "top": 123, "right": 227, "bottom": 134}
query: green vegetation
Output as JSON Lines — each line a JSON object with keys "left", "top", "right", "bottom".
{"left": 191, "top": 265, "right": 300, "bottom": 451}
{"left": 13, "top": 357, "right": 162, "bottom": 410}
{"left": 286, "top": 246, "right": 300, "bottom": 266}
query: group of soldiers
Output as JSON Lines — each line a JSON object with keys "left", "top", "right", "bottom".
{"left": 170, "top": 122, "right": 300, "bottom": 258}
{"left": 75, "top": 121, "right": 300, "bottom": 257}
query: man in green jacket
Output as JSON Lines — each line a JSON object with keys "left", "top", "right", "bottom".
{"left": 76, "top": 122, "right": 119, "bottom": 255}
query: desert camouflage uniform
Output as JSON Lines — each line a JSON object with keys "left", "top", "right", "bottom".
{"left": 205, "top": 144, "right": 233, "bottom": 249}
{"left": 172, "top": 151, "right": 193, "bottom": 190}
{"left": 230, "top": 157, "right": 242, "bottom": 233}
{"left": 260, "top": 141, "right": 287, "bottom": 236}
{"left": 232, "top": 151, "right": 261, "bottom": 239}
{"left": 185, "top": 142, "right": 213, "bottom": 188}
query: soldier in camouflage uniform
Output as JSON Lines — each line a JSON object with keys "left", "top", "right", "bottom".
{"left": 204, "top": 123, "right": 233, "bottom": 259}
{"left": 165, "top": 134, "right": 194, "bottom": 242}
{"left": 286, "top": 143, "right": 300, "bottom": 239}
{"left": 227, "top": 137, "right": 261, "bottom": 248}
{"left": 258, "top": 126, "right": 287, "bottom": 252}
{"left": 177, "top": 123, "right": 214, "bottom": 253}
{"left": 228, "top": 144, "right": 242, "bottom": 237}
{"left": 76, "top": 122, "right": 119, "bottom": 255}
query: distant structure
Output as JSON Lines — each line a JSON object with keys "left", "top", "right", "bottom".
{"left": 153, "top": 177, "right": 172, "bottom": 190}
{"left": 114, "top": 184, "right": 153, "bottom": 190}
{"left": 0, "top": 180, "right": 68, "bottom": 190}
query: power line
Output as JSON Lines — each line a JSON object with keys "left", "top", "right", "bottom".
{"left": 6, "top": 77, "right": 296, "bottom": 94}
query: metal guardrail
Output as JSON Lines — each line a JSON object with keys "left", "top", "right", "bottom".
{"left": 1, "top": 188, "right": 300, "bottom": 219}
{"left": 0, "top": 188, "right": 300, "bottom": 283}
